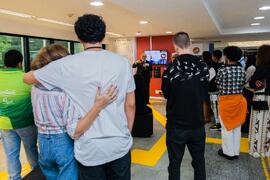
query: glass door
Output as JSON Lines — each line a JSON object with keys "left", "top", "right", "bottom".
{"left": 29, "top": 38, "right": 50, "bottom": 61}
{"left": 0, "top": 35, "right": 24, "bottom": 68}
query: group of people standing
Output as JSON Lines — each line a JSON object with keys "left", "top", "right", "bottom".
{"left": 0, "top": 12, "right": 270, "bottom": 180}
{"left": 162, "top": 32, "right": 270, "bottom": 179}
{"left": 1, "top": 14, "right": 135, "bottom": 180}
{"left": 201, "top": 45, "right": 270, "bottom": 160}
{"left": 161, "top": 33, "right": 247, "bottom": 179}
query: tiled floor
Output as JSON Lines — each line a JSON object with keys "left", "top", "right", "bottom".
{"left": 131, "top": 101, "right": 266, "bottom": 180}
{"left": 0, "top": 100, "right": 268, "bottom": 180}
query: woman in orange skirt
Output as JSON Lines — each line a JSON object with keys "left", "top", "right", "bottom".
{"left": 216, "top": 46, "right": 247, "bottom": 160}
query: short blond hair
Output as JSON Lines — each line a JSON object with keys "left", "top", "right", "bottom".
{"left": 31, "top": 44, "right": 69, "bottom": 70}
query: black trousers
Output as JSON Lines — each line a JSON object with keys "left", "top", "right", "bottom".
{"left": 145, "top": 80, "right": 150, "bottom": 103}
{"left": 78, "top": 151, "right": 131, "bottom": 180}
{"left": 166, "top": 126, "right": 206, "bottom": 180}
{"left": 242, "top": 87, "right": 254, "bottom": 133}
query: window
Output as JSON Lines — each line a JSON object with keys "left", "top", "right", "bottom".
{"left": 29, "top": 38, "right": 50, "bottom": 61}
{"left": 0, "top": 33, "right": 81, "bottom": 70}
{"left": 54, "top": 40, "right": 70, "bottom": 52}
{"left": 74, "top": 42, "right": 84, "bottom": 53}
{"left": 0, "top": 35, "right": 24, "bottom": 68}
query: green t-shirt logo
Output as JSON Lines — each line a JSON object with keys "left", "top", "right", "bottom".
{"left": 0, "top": 68, "right": 34, "bottom": 129}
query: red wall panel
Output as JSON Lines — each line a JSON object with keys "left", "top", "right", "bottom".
{"left": 136, "top": 35, "right": 175, "bottom": 97}
{"left": 136, "top": 37, "right": 150, "bottom": 60}
{"left": 152, "top": 35, "right": 174, "bottom": 60}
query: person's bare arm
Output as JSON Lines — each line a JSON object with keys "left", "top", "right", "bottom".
{"left": 23, "top": 71, "right": 39, "bottom": 85}
{"left": 125, "top": 91, "right": 136, "bottom": 132}
{"left": 73, "top": 86, "right": 118, "bottom": 139}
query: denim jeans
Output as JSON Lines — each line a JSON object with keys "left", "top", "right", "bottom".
{"left": 38, "top": 133, "right": 78, "bottom": 180}
{"left": 1, "top": 125, "right": 38, "bottom": 180}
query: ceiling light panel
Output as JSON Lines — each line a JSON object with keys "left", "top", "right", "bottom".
{"left": 259, "top": 6, "right": 270, "bottom": 10}
{"left": 0, "top": 9, "right": 34, "bottom": 18}
{"left": 106, "top": 31, "right": 123, "bottom": 37}
{"left": 90, "top": 0, "right": 104, "bottom": 6}
{"left": 37, "top": 18, "right": 74, "bottom": 26}
{"left": 254, "top": 16, "right": 265, "bottom": 20}
{"left": 250, "top": 23, "right": 261, "bottom": 26}
{"left": 139, "top": 20, "right": 148, "bottom": 24}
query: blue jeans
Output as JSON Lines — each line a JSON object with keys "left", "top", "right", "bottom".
{"left": 1, "top": 125, "right": 38, "bottom": 180}
{"left": 38, "top": 133, "right": 78, "bottom": 180}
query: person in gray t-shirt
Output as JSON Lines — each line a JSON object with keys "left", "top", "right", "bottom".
{"left": 24, "top": 14, "right": 136, "bottom": 180}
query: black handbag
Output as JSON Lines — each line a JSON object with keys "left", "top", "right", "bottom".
{"left": 252, "top": 100, "right": 269, "bottom": 110}
{"left": 252, "top": 79, "right": 269, "bottom": 111}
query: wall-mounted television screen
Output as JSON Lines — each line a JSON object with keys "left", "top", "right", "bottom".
{"left": 144, "top": 50, "right": 168, "bottom": 65}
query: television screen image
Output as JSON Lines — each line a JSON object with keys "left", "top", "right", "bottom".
{"left": 144, "top": 50, "right": 168, "bottom": 65}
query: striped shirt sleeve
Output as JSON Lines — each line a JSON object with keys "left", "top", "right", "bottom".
{"left": 62, "top": 94, "right": 80, "bottom": 139}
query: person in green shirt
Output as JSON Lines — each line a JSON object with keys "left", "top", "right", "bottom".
{"left": 0, "top": 50, "right": 38, "bottom": 180}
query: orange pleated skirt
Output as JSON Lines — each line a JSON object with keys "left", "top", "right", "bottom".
{"left": 218, "top": 94, "right": 247, "bottom": 131}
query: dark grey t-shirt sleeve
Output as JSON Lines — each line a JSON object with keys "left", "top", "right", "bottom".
{"left": 34, "top": 60, "right": 65, "bottom": 90}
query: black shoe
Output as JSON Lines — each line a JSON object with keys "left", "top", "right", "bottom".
{"left": 218, "top": 149, "right": 236, "bottom": 160}
{"left": 210, "top": 123, "right": 221, "bottom": 131}
{"left": 234, "top": 155, "right": 239, "bottom": 159}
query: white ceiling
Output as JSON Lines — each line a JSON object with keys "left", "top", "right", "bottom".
{"left": 109, "top": 0, "right": 219, "bottom": 38}
{"left": 204, "top": 0, "right": 270, "bottom": 35}
{"left": 0, "top": 0, "right": 270, "bottom": 41}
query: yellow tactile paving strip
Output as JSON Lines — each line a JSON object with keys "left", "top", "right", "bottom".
{"left": 0, "top": 100, "right": 265, "bottom": 179}
{"left": 132, "top": 103, "right": 249, "bottom": 167}
{"left": 261, "top": 158, "right": 270, "bottom": 180}
{"left": 131, "top": 104, "right": 167, "bottom": 166}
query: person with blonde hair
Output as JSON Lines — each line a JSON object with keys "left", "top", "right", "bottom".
{"left": 31, "top": 44, "right": 117, "bottom": 179}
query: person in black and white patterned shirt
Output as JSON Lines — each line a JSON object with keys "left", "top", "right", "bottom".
{"left": 216, "top": 46, "right": 247, "bottom": 161}
{"left": 216, "top": 63, "right": 246, "bottom": 96}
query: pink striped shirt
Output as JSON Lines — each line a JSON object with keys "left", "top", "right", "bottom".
{"left": 31, "top": 86, "right": 80, "bottom": 138}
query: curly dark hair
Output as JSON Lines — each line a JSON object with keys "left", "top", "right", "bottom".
{"left": 4, "top": 49, "right": 23, "bottom": 68}
{"left": 257, "top": 45, "right": 270, "bottom": 67}
{"left": 74, "top": 14, "right": 106, "bottom": 43}
{"left": 223, "top": 46, "right": 242, "bottom": 62}
{"left": 212, "top": 50, "right": 222, "bottom": 60}
{"left": 202, "top": 51, "right": 212, "bottom": 62}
